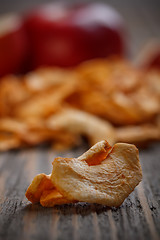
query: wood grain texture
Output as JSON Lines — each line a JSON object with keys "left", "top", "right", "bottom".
{"left": 0, "top": 143, "right": 160, "bottom": 240}
{"left": 0, "top": 0, "right": 160, "bottom": 239}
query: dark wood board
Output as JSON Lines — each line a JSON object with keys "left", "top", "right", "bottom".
{"left": 0, "top": 0, "right": 160, "bottom": 240}
{"left": 0, "top": 143, "right": 160, "bottom": 240}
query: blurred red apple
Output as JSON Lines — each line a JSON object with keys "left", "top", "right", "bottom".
{"left": 25, "top": 2, "right": 126, "bottom": 68}
{"left": 148, "top": 54, "right": 160, "bottom": 69}
{"left": 0, "top": 14, "right": 28, "bottom": 77}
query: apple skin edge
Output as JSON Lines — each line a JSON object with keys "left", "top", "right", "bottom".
{"left": 24, "top": 2, "right": 126, "bottom": 69}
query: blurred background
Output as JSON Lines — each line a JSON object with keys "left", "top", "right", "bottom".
{"left": 1, "top": 0, "right": 160, "bottom": 58}
{"left": 0, "top": 0, "right": 160, "bottom": 151}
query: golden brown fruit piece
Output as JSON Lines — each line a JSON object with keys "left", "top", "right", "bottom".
{"left": 14, "top": 79, "right": 77, "bottom": 119}
{"left": 25, "top": 173, "right": 71, "bottom": 207}
{"left": 47, "top": 108, "right": 116, "bottom": 146}
{"left": 40, "top": 189, "right": 75, "bottom": 207}
{"left": 116, "top": 123, "right": 160, "bottom": 144}
{"left": 0, "top": 133, "right": 21, "bottom": 151}
{"left": 24, "top": 67, "right": 78, "bottom": 92}
{"left": 25, "top": 174, "right": 54, "bottom": 203}
{"left": 51, "top": 140, "right": 142, "bottom": 207}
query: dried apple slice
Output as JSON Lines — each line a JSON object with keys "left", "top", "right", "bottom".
{"left": 0, "top": 133, "right": 22, "bottom": 151}
{"left": 51, "top": 140, "right": 142, "bottom": 207}
{"left": 47, "top": 108, "right": 116, "bottom": 145}
{"left": 40, "top": 189, "right": 75, "bottom": 207}
{"left": 15, "top": 79, "right": 77, "bottom": 119}
{"left": 25, "top": 173, "right": 54, "bottom": 204}
{"left": 116, "top": 123, "right": 160, "bottom": 143}
{"left": 25, "top": 173, "right": 72, "bottom": 206}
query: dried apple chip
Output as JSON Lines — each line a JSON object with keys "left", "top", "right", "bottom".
{"left": 25, "top": 173, "right": 72, "bottom": 207}
{"left": 116, "top": 123, "right": 160, "bottom": 143}
{"left": 0, "top": 118, "right": 28, "bottom": 135}
{"left": 47, "top": 108, "right": 116, "bottom": 145}
{"left": 24, "top": 67, "right": 78, "bottom": 92}
{"left": 0, "top": 118, "right": 53, "bottom": 146}
{"left": 25, "top": 174, "right": 54, "bottom": 204}
{"left": 51, "top": 140, "right": 142, "bottom": 207}
{"left": 40, "top": 189, "right": 74, "bottom": 207}
{"left": 0, "top": 75, "right": 31, "bottom": 117}
{"left": 14, "top": 79, "right": 77, "bottom": 119}
{"left": 0, "top": 133, "right": 22, "bottom": 151}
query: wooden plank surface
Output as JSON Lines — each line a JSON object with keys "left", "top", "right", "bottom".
{"left": 0, "top": 143, "right": 160, "bottom": 240}
{"left": 0, "top": 0, "right": 160, "bottom": 240}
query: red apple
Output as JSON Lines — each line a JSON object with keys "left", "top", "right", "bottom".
{"left": 24, "top": 3, "right": 126, "bottom": 68}
{"left": 0, "top": 14, "right": 28, "bottom": 77}
{"left": 148, "top": 54, "right": 160, "bottom": 69}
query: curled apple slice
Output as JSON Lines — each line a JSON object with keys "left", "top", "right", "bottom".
{"left": 47, "top": 108, "right": 116, "bottom": 146}
{"left": 51, "top": 140, "right": 142, "bottom": 207}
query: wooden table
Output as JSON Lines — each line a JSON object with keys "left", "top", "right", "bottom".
{"left": 0, "top": 143, "right": 160, "bottom": 240}
{"left": 0, "top": 0, "right": 160, "bottom": 239}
